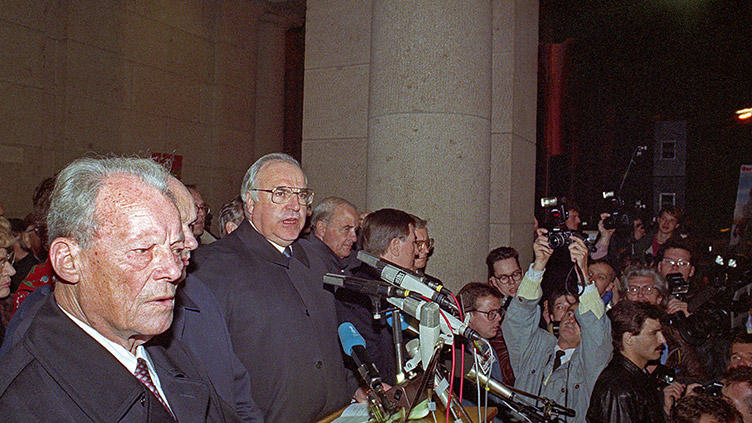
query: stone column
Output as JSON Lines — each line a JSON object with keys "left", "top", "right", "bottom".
{"left": 367, "top": 0, "right": 492, "bottom": 285}
{"left": 303, "top": 0, "right": 539, "bottom": 288}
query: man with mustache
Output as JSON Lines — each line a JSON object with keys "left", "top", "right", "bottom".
{"left": 0, "top": 157, "right": 240, "bottom": 421}
{"left": 588, "top": 300, "right": 681, "bottom": 423}
{"left": 618, "top": 264, "right": 707, "bottom": 382}
{"left": 190, "top": 153, "right": 352, "bottom": 423}
{"left": 502, "top": 229, "right": 612, "bottom": 423}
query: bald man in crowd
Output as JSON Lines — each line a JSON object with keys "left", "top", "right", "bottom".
{"left": 300, "top": 196, "right": 360, "bottom": 277}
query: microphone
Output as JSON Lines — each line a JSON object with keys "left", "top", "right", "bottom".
{"left": 464, "top": 358, "right": 576, "bottom": 419}
{"left": 423, "top": 273, "right": 454, "bottom": 297}
{"left": 338, "top": 323, "right": 397, "bottom": 417}
{"left": 387, "top": 297, "right": 483, "bottom": 342}
{"left": 338, "top": 322, "right": 382, "bottom": 387}
{"left": 418, "top": 301, "right": 441, "bottom": 371}
{"left": 323, "top": 273, "right": 417, "bottom": 298}
{"left": 465, "top": 365, "right": 516, "bottom": 401}
{"left": 357, "top": 251, "right": 459, "bottom": 315}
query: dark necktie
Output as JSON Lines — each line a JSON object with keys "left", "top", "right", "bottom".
{"left": 552, "top": 350, "right": 566, "bottom": 371}
{"left": 283, "top": 246, "right": 292, "bottom": 258}
{"left": 134, "top": 358, "right": 176, "bottom": 420}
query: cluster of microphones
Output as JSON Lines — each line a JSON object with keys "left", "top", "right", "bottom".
{"left": 328, "top": 251, "right": 575, "bottom": 423}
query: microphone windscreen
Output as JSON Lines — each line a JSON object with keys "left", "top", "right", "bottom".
{"left": 338, "top": 322, "right": 366, "bottom": 357}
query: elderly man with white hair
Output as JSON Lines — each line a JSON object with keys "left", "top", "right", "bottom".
{"left": 0, "top": 157, "right": 240, "bottom": 422}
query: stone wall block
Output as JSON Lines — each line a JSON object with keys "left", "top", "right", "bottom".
{"left": 302, "top": 65, "right": 369, "bottom": 140}
{"left": 302, "top": 138, "right": 368, "bottom": 210}
{"left": 305, "top": 0, "right": 371, "bottom": 69}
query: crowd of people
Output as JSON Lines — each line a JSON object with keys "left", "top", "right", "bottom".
{"left": 0, "top": 153, "right": 750, "bottom": 423}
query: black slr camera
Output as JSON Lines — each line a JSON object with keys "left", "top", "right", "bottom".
{"left": 601, "top": 192, "right": 632, "bottom": 230}
{"left": 540, "top": 197, "right": 577, "bottom": 249}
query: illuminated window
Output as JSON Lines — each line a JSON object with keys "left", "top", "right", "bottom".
{"left": 660, "top": 193, "right": 675, "bottom": 207}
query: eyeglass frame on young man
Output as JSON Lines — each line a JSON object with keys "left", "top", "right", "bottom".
{"left": 0, "top": 249, "right": 14, "bottom": 267}
{"left": 471, "top": 308, "right": 504, "bottom": 321}
{"left": 251, "top": 186, "right": 315, "bottom": 206}
{"left": 492, "top": 270, "right": 523, "bottom": 285}
{"left": 661, "top": 257, "right": 691, "bottom": 268}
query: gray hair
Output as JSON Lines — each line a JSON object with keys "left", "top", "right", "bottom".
{"left": 310, "top": 197, "right": 357, "bottom": 228}
{"left": 410, "top": 214, "right": 428, "bottom": 230}
{"left": 47, "top": 157, "right": 171, "bottom": 249}
{"left": 619, "top": 264, "right": 668, "bottom": 302}
{"left": 240, "top": 153, "right": 305, "bottom": 203}
{"left": 218, "top": 195, "right": 246, "bottom": 238}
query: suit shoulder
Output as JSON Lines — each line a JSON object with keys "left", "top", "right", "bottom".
{"left": 0, "top": 344, "right": 36, "bottom": 397}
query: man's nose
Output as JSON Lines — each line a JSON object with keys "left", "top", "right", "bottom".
{"left": 183, "top": 226, "right": 199, "bottom": 251}
{"left": 157, "top": 246, "right": 184, "bottom": 282}
{"left": 657, "top": 331, "right": 667, "bottom": 345}
{"left": 284, "top": 194, "right": 301, "bottom": 211}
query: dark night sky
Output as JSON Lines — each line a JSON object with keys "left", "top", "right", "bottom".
{"left": 538, "top": 0, "right": 752, "bottom": 239}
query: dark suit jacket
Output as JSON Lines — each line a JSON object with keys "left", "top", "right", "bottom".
{"left": 190, "top": 220, "right": 351, "bottom": 423}
{"left": 0, "top": 279, "right": 264, "bottom": 423}
{"left": 0, "top": 295, "right": 241, "bottom": 422}
{"left": 160, "top": 277, "right": 265, "bottom": 422}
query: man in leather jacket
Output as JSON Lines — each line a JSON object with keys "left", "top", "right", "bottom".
{"left": 587, "top": 301, "right": 683, "bottom": 423}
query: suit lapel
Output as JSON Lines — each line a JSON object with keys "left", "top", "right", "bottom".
{"left": 24, "top": 296, "right": 154, "bottom": 422}
{"left": 148, "top": 345, "right": 212, "bottom": 423}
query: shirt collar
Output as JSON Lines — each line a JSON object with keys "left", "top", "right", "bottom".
{"left": 249, "top": 219, "right": 288, "bottom": 254}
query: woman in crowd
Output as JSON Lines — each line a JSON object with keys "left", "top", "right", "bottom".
{"left": 0, "top": 217, "right": 18, "bottom": 344}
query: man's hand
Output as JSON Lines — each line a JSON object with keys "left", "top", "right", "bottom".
{"left": 597, "top": 213, "right": 617, "bottom": 240}
{"left": 353, "top": 383, "right": 393, "bottom": 403}
{"left": 532, "top": 228, "right": 554, "bottom": 271}
{"left": 662, "top": 381, "right": 685, "bottom": 416}
{"left": 666, "top": 298, "right": 691, "bottom": 317}
{"left": 568, "top": 237, "right": 589, "bottom": 277}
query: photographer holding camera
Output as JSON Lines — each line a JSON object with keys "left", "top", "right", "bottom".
{"left": 502, "top": 228, "right": 612, "bottom": 423}
{"left": 539, "top": 199, "right": 589, "bottom": 302}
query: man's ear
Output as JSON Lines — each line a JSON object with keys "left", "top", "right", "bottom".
{"left": 689, "top": 265, "right": 695, "bottom": 278}
{"left": 313, "top": 221, "right": 327, "bottom": 239}
{"left": 388, "top": 237, "right": 402, "bottom": 258}
{"left": 224, "top": 221, "right": 239, "bottom": 236}
{"left": 49, "top": 238, "right": 82, "bottom": 284}
{"left": 244, "top": 195, "right": 255, "bottom": 218}
{"left": 623, "top": 332, "right": 634, "bottom": 347}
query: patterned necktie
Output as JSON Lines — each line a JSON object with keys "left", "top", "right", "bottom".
{"left": 552, "top": 349, "right": 566, "bottom": 371}
{"left": 134, "top": 358, "right": 176, "bottom": 420}
{"left": 283, "top": 246, "right": 292, "bottom": 258}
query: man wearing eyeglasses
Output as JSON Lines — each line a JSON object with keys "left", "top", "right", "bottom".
{"left": 485, "top": 246, "right": 522, "bottom": 385}
{"left": 655, "top": 241, "right": 695, "bottom": 316}
{"left": 186, "top": 185, "right": 217, "bottom": 245}
{"left": 412, "top": 214, "right": 433, "bottom": 275}
{"left": 190, "top": 153, "right": 352, "bottom": 423}
{"left": 502, "top": 230, "right": 612, "bottom": 423}
{"left": 619, "top": 264, "right": 707, "bottom": 382}
{"left": 334, "top": 208, "right": 417, "bottom": 386}
{"left": 486, "top": 246, "right": 523, "bottom": 307}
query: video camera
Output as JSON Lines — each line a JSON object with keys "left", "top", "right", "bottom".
{"left": 601, "top": 192, "right": 646, "bottom": 231}
{"left": 665, "top": 254, "right": 752, "bottom": 346}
